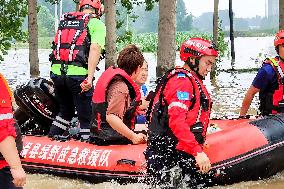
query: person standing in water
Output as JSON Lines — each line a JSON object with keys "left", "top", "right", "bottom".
{"left": 240, "top": 30, "right": 284, "bottom": 116}
{"left": 146, "top": 38, "right": 219, "bottom": 188}
{"left": 0, "top": 73, "right": 26, "bottom": 189}
{"left": 48, "top": 0, "right": 106, "bottom": 140}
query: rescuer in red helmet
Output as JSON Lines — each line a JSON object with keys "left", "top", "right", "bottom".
{"left": 240, "top": 30, "right": 284, "bottom": 116}
{"left": 145, "top": 37, "right": 219, "bottom": 188}
{"left": 48, "top": 0, "right": 106, "bottom": 140}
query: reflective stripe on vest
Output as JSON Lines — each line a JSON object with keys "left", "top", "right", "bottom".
{"left": 51, "top": 64, "right": 88, "bottom": 76}
{"left": 260, "top": 57, "right": 284, "bottom": 115}
{"left": 168, "top": 101, "right": 188, "bottom": 110}
{"left": 269, "top": 58, "right": 278, "bottom": 67}
{"left": 269, "top": 58, "right": 284, "bottom": 78}
{"left": 80, "top": 128, "right": 90, "bottom": 140}
{"left": 0, "top": 113, "right": 13, "bottom": 121}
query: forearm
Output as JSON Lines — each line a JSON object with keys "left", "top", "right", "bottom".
{"left": 106, "top": 114, "right": 135, "bottom": 140}
{"left": 87, "top": 43, "right": 101, "bottom": 80}
{"left": 0, "top": 136, "right": 22, "bottom": 169}
{"left": 240, "top": 86, "right": 259, "bottom": 116}
{"left": 240, "top": 97, "right": 252, "bottom": 116}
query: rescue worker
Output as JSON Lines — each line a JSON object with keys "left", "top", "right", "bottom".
{"left": 90, "top": 44, "right": 147, "bottom": 145}
{"left": 48, "top": 0, "right": 106, "bottom": 140}
{"left": 145, "top": 38, "right": 218, "bottom": 188}
{"left": 0, "top": 73, "right": 26, "bottom": 189}
{"left": 240, "top": 30, "right": 284, "bottom": 116}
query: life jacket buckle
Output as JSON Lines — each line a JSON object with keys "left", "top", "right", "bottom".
{"left": 66, "top": 14, "right": 76, "bottom": 20}
{"left": 281, "top": 77, "right": 284, "bottom": 84}
{"left": 60, "top": 63, "right": 68, "bottom": 75}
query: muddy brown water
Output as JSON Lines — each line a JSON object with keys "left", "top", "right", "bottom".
{"left": 2, "top": 37, "right": 284, "bottom": 188}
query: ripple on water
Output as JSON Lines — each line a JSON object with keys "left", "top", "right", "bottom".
{"left": 2, "top": 37, "right": 284, "bottom": 188}
{"left": 25, "top": 174, "right": 148, "bottom": 189}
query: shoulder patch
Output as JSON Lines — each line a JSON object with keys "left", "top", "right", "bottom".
{"left": 177, "top": 91, "right": 190, "bottom": 100}
{"left": 177, "top": 73, "right": 186, "bottom": 78}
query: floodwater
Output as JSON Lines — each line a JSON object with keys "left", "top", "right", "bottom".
{"left": 2, "top": 36, "right": 284, "bottom": 188}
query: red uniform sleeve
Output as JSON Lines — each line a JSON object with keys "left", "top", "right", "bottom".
{"left": 0, "top": 75, "right": 16, "bottom": 143}
{"left": 164, "top": 76, "right": 203, "bottom": 156}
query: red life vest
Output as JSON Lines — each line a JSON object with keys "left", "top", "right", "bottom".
{"left": 50, "top": 12, "right": 92, "bottom": 72}
{"left": 147, "top": 68, "right": 211, "bottom": 153}
{"left": 260, "top": 57, "right": 284, "bottom": 115}
{"left": 90, "top": 67, "right": 141, "bottom": 143}
{"left": 0, "top": 74, "right": 23, "bottom": 160}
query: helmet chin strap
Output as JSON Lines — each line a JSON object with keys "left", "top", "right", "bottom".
{"left": 276, "top": 46, "right": 280, "bottom": 55}
{"left": 275, "top": 46, "right": 284, "bottom": 62}
{"left": 186, "top": 59, "right": 205, "bottom": 80}
{"left": 280, "top": 56, "right": 284, "bottom": 63}
{"left": 276, "top": 46, "right": 284, "bottom": 61}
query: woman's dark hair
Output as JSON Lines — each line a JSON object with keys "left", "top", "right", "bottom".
{"left": 117, "top": 44, "right": 144, "bottom": 75}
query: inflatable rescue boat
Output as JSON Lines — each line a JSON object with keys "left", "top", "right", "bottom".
{"left": 14, "top": 78, "right": 284, "bottom": 185}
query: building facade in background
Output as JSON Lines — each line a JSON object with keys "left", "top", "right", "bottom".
{"left": 266, "top": 0, "right": 279, "bottom": 18}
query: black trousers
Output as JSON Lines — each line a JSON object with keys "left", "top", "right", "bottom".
{"left": 51, "top": 75, "right": 93, "bottom": 130}
{"left": 0, "top": 167, "right": 23, "bottom": 189}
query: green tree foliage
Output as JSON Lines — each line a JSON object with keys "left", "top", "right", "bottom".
{"left": 176, "top": 0, "right": 193, "bottom": 31}
{"left": 116, "top": 0, "right": 158, "bottom": 45}
{"left": 116, "top": 1, "right": 138, "bottom": 35}
{"left": 39, "top": 0, "right": 76, "bottom": 14}
{"left": 38, "top": 6, "right": 55, "bottom": 37}
{"left": 44, "top": 0, "right": 77, "bottom": 5}
{"left": 132, "top": 3, "right": 159, "bottom": 33}
{"left": 132, "top": 0, "right": 193, "bottom": 33}
{"left": 0, "top": 0, "right": 28, "bottom": 61}
{"left": 118, "top": 0, "right": 158, "bottom": 11}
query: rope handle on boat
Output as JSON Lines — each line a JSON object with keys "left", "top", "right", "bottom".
{"left": 117, "top": 159, "right": 136, "bottom": 166}
{"left": 51, "top": 135, "right": 70, "bottom": 142}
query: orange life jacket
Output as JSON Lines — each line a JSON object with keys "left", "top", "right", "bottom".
{"left": 91, "top": 67, "right": 141, "bottom": 142}
{"left": 0, "top": 74, "right": 23, "bottom": 159}
{"left": 50, "top": 12, "right": 92, "bottom": 73}
{"left": 147, "top": 68, "right": 211, "bottom": 150}
{"left": 260, "top": 57, "right": 284, "bottom": 115}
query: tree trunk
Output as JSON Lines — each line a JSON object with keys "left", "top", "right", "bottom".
{"left": 105, "top": 0, "right": 116, "bottom": 68}
{"left": 229, "top": 0, "right": 235, "bottom": 64}
{"left": 213, "top": 0, "right": 219, "bottom": 45}
{"left": 280, "top": 0, "right": 284, "bottom": 30}
{"left": 28, "top": 0, "right": 40, "bottom": 78}
{"left": 211, "top": 0, "right": 219, "bottom": 80}
{"left": 54, "top": 3, "right": 58, "bottom": 33}
{"left": 157, "top": 0, "right": 177, "bottom": 77}
{"left": 76, "top": 2, "right": 80, "bottom": 11}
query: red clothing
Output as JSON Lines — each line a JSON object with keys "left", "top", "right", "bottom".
{"left": 0, "top": 74, "right": 17, "bottom": 169}
{"left": 160, "top": 70, "right": 211, "bottom": 156}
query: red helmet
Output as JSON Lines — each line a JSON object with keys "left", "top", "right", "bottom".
{"left": 274, "top": 30, "right": 284, "bottom": 47}
{"left": 79, "top": 0, "right": 102, "bottom": 14}
{"left": 180, "top": 38, "right": 218, "bottom": 61}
